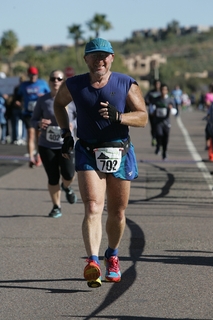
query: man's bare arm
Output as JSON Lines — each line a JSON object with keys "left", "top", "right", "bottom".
{"left": 122, "top": 83, "right": 148, "bottom": 127}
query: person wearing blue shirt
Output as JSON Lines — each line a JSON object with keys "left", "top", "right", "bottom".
{"left": 0, "top": 93, "right": 7, "bottom": 144}
{"left": 171, "top": 85, "right": 182, "bottom": 116}
{"left": 54, "top": 38, "right": 148, "bottom": 288}
{"left": 16, "top": 66, "right": 50, "bottom": 167}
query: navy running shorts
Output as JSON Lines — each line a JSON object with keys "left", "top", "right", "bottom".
{"left": 75, "top": 139, "right": 138, "bottom": 181}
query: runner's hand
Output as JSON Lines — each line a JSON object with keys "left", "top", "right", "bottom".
{"left": 107, "top": 104, "right": 120, "bottom": 122}
{"left": 61, "top": 136, "right": 74, "bottom": 156}
{"left": 99, "top": 102, "right": 122, "bottom": 123}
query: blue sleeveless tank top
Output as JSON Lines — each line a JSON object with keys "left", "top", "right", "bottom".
{"left": 66, "top": 72, "right": 137, "bottom": 142}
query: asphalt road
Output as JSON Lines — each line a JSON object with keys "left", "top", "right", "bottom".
{"left": 0, "top": 140, "right": 29, "bottom": 177}
{"left": 0, "top": 108, "right": 213, "bottom": 320}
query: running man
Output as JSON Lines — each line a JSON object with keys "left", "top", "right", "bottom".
{"left": 54, "top": 38, "right": 148, "bottom": 287}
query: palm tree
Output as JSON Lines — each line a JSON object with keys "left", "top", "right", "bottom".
{"left": 0, "top": 30, "right": 18, "bottom": 75}
{"left": 67, "top": 24, "right": 84, "bottom": 66}
{"left": 86, "top": 14, "right": 112, "bottom": 38}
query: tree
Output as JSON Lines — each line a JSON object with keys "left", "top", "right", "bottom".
{"left": 23, "top": 46, "right": 38, "bottom": 66}
{"left": 67, "top": 24, "right": 84, "bottom": 66}
{"left": 86, "top": 14, "right": 112, "bottom": 38}
{"left": 167, "top": 20, "right": 180, "bottom": 35}
{"left": 0, "top": 30, "right": 18, "bottom": 75}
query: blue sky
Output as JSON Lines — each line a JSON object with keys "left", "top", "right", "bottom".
{"left": 1, "top": 0, "right": 213, "bottom": 47}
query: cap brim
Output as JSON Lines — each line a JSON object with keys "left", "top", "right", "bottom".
{"left": 85, "top": 49, "right": 114, "bottom": 55}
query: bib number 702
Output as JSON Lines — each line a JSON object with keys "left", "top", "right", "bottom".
{"left": 100, "top": 159, "right": 118, "bottom": 172}
{"left": 94, "top": 147, "right": 123, "bottom": 173}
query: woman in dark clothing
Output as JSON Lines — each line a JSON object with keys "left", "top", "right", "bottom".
{"left": 153, "top": 84, "right": 174, "bottom": 160}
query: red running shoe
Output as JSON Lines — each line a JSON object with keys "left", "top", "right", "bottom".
{"left": 104, "top": 256, "right": 121, "bottom": 282}
{"left": 84, "top": 259, "right": 101, "bottom": 288}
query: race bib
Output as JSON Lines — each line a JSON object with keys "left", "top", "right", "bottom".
{"left": 156, "top": 108, "right": 167, "bottom": 118}
{"left": 94, "top": 147, "right": 123, "bottom": 173}
{"left": 46, "top": 126, "right": 63, "bottom": 143}
{"left": 27, "top": 101, "right": 36, "bottom": 112}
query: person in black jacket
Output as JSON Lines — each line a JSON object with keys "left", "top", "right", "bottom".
{"left": 145, "top": 79, "right": 161, "bottom": 146}
{"left": 153, "top": 83, "right": 174, "bottom": 160}
{"left": 10, "top": 76, "right": 26, "bottom": 145}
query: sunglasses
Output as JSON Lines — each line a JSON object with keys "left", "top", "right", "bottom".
{"left": 87, "top": 52, "right": 110, "bottom": 60}
{"left": 50, "top": 77, "right": 63, "bottom": 82}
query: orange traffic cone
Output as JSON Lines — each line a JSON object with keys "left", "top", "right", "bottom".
{"left": 208, "top": 138, "right": 213, "bottom": 161}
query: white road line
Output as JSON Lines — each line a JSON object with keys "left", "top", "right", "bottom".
{"left": 176, "top": 116, "right": 213, "bottom": 195}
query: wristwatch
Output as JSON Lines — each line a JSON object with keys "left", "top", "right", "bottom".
{"left": 61, "top": 128, "right": 71, "bottom": 138}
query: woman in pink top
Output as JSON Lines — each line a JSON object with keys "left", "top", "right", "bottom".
{"left": 205, "top": 83, "right": 213, "bottom": 109}
{"left": 205, "top": 83, "right": 213, "bottom": 149}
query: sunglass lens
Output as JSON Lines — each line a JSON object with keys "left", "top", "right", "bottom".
{"left": 50, "top": 77, "right": 63, "bottom": 82}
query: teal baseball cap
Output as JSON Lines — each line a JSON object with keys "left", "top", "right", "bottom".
{"left": 85, "top": 38, "right": 114, "bottom": 55}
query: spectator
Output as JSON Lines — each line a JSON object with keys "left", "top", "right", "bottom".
{"left": 198, "top": 92, "right": 206, "bottom": 111}
{"left": 171, "top": 85, "right": 182, "bottom": 116}
{"left": 0, "top": 92, "right": 7, "bottom": 144}
{"left": 181, "top": 92, "right": 191, "bottom": 110}
{"left": 189, "top": 93, "right": 196, "bottom": 106}
{"left": 10, "top": 76, "right": 26, "bottom": 145}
